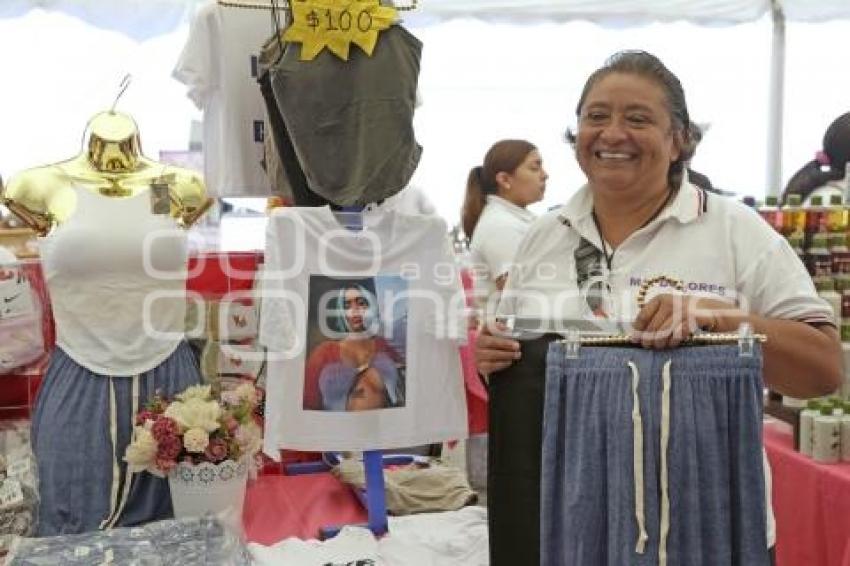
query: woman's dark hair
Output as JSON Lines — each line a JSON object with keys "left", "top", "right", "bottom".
{"left": 327, "top": 280, "right": 378, "bottom": 335}
{"left": 461, "top": 139, "right": 536, "bottom": 238}
{"left": 783, "top": 112, "right": 850, "bottom": 203}
{"left": 565, "top": 50, "right": 696, "bottom": 190}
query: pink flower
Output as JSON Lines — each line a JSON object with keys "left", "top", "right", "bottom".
{"left": 135, "top": 410, "right": 159, "bottom": 427}
{"left": 204, "top": 438, "right": 229, "bottom": 463}
{"left": 223, "top": 415, "right": 239, "bottom": 433}
{"left": 151, "top": 417, "right": 181, "bottom": 442}
{"left": 156, "top": 435, "right": 182, "bottom": 460}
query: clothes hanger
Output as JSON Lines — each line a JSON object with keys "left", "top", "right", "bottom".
{"left": 495, "top": 275, "right": 768, "bottom": 359}
{"left": 216, "top": 0, "right": 289, "bottom": 10}
{"left": 216, "top": 0, "right": 419, "bottom": 11}
{"left": 558, "top": 322, "right": 765, "bottom": 360}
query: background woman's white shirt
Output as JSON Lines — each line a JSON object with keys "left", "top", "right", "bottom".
{"left": 803, "top": 179, "right": 846, "bottom": 206}
{"left": 468, "top": 195, "right": 536, "bottom": 311}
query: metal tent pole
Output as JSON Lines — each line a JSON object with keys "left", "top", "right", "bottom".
{"left": 766, "top": 0, "right": 786, "bottom": 197}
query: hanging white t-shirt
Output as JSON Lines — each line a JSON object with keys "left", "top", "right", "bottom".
{"left": 173, "top": 1, "right": 272, "bottom": 197}
{"left": 259, "top": 206, "right": 467, "bottom": 453}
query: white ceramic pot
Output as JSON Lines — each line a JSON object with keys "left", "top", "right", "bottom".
{"left": 168, "top": 458, "right": 248, "bottom": 519}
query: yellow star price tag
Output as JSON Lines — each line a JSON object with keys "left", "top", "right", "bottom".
{"left": 284, "top": 0, "right": 397, "bottom": 61}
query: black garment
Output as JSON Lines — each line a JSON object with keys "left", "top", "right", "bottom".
{"left": 487, "top": 335, "right": 556, "bottom": 566}
{"left": 258, "top": 66, "right": 328, "bottom": 207}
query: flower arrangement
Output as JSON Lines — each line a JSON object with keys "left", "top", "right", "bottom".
{"left": 125, "top": 383, "right": 263, "bottom": 477}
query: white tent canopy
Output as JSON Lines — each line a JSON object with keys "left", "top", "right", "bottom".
{"left": 407, "top": 0, "right": 771, "bottom": 24}
{"left": 1, "top": 0, "right": 848, "bottom": 38}
{"left": 0, "top": 0, "right": 847, "bottom": 217}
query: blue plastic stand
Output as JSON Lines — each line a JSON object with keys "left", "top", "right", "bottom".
{"left": 283, "top": 451, "right": 394, "bottom": 539}
{"left": 362, "top": 450, "right": 389, "bottom": 535}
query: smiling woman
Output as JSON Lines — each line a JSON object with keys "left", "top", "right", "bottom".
{"left": 476, "top": 50, "right": 843, "bottom": 565}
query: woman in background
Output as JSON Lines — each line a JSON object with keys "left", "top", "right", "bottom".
{"left": 461, "top": 139, "right": 548, "bottom": 317}
{"left": 783, "top": 112, "right": 850, "bottom": 203}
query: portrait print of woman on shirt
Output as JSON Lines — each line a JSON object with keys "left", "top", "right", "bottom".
{"left": 304, "top": 277, "right": 406, "bottom": 412}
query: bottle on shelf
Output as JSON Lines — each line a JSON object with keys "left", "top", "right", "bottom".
{"left": 826, "top": 194, "right": 849, "bottom": 234}
{"left": 799, "top": 399, "right": 821, "bottom": 457}
{"left": 757, "top": 195, "right": 783, "bottom": 233}
{"left": 806, "top": 233, "right": 832, "bottom": 277}
{"left": 805, "top": 195, "right": 828, "bottom": 236}
{"left": 829, "top": 228, "right": 850, "bottom": 276}
{"left": 829, "top": 396, "right": 845, "bottom": 416}
{"left": 812, "top": 405, "right": 841, "bottom": 463}
{"left": 844, "top": 162, "right": 850, "bottom": 204}
{"left": 842, "top": 290, "right": 850, "bottom": 342}
{"left": 842, "top": 401, "right": 850, "bottom": 462}
{"left": 836, "top": 273, "right": 850, "bottom": 294}
{"left": 782, "top": 194, "right": 806, "bottom": 236}
{"left": 815, "top": 276, "right": 842, "bottom": 329}
{"left": 787, "top": 231, "right": 806, "bottom": 267}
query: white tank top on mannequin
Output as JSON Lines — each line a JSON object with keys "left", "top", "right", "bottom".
{"left": 40, "top": 186, "right": 188, "bottom": 375}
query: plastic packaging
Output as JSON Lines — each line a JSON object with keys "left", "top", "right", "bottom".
{"left": 0, "top": 250, "right": 44, "bottom": 374}
{"left": 0, "top": 421, "right": 39, "bottom": 554}
{"left": 6, "top": 516, "right": 251, "bottom": 565}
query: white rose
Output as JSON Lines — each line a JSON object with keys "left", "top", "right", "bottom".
{"left": 164, "top": 398, "right": 222, "bottom": 433}
{"left": 124, "top": 426, "right": 158, "bottom": 473}
{"left": 183, "top": 427, "right": 210, "bottom": 453}
{"left": 175, "top": 384, "right": 212, "bottom": 402}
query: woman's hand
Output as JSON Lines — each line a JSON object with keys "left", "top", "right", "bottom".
{"left": 631, "top": 294, "right": 738, "bottom": 349}
{"left": 475, "top": 322, "right": 522, "bottom": 377}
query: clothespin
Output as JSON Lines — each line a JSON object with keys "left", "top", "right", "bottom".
{"left": 737, "top": 322, "right": 755, "bottom": 358}
{"left": 564, "top": 327, "right": 581, "bottom": 360}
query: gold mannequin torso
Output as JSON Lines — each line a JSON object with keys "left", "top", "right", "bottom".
{"left": 1, "top": 111, "right": 211, "bottom": 235}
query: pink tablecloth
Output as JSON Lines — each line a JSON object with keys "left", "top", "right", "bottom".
{"left": 764, "top": 423, "right": 850, "bottom": 566}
